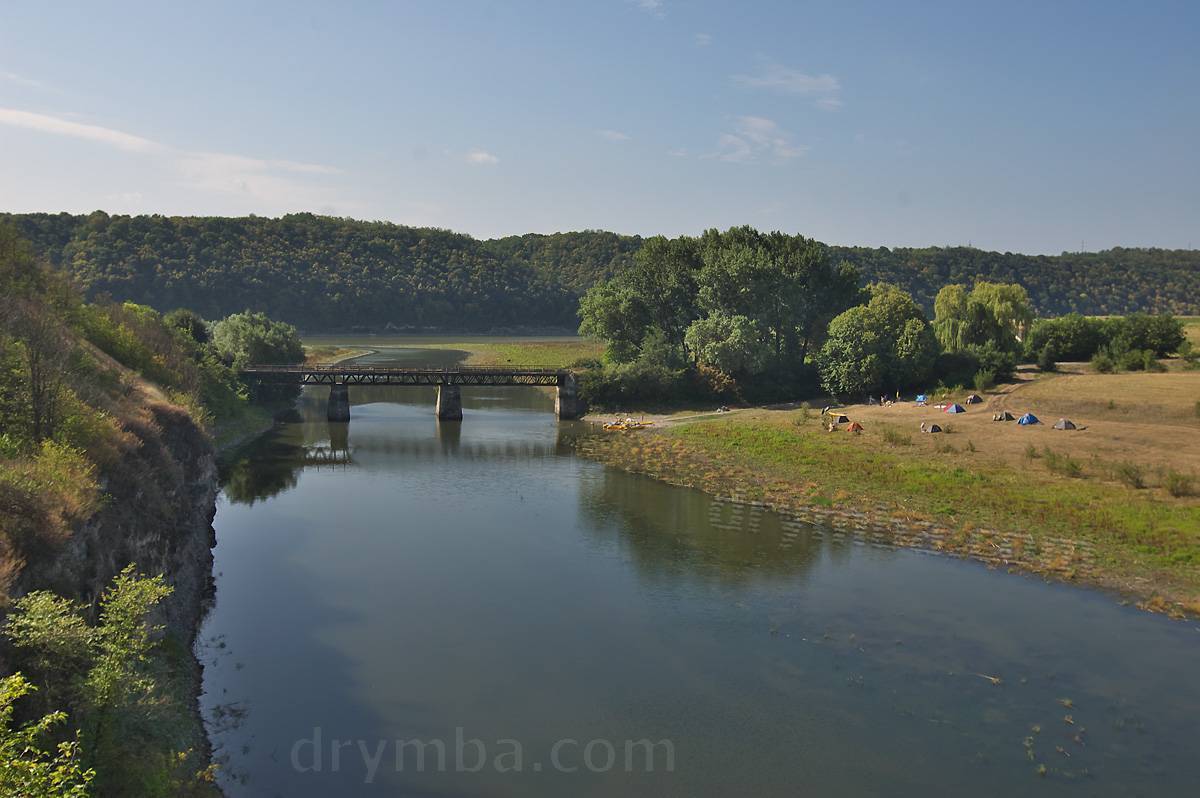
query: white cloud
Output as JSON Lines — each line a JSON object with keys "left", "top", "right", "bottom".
{"left": 465, "top": 149, "right": 499, "bottom": 165}
{"left": 0, "top": 106, "right": 347, "bottom": 209}
{"left": 597, "top": 129, "right": 631, "bottom": 142}
{"left": 732, "top": 63, "right": 843, "bottom": 110}
{"left": 694, "top": 33, "right": 712, "bottom": 47}
{"left": 174, "top": 153, "right": 344, "bottom": 205}
{"left": 708, "top": 116, "right": 808, "bottom": 163}
{"left": 0, "top": 107, "right": 161, "bottom": 152}
{"left": 631, "top": 0, "right": 665, "bottom": 18}
{"left": 0, "top": 70, "right": 44, "bottom": 89}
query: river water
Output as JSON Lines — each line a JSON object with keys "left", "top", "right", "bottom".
{"left": 200, "top": 342, "right": 1200, "bottom": 797}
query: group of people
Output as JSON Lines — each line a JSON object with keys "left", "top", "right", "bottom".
{"left": 867, "top": 392, "right": 902, "bottom": 407}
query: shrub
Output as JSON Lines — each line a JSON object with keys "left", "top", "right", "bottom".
{"left": 1142, "top": 350, "right": 1167, "bottom": 372}
{"left": 1090, "top": 350, "right": 1116, "bottom": 374}
{"left": 973, "top": 369, "right": 995, "bottom": 392}
{"left": 882, "top": 427, "right": 912, "bottom": 446}
{"left": 1114, "top": 461, "right": 1145, "bottom": 489}
{"left": 1036, "top": 346, "right": 1057, "bottom": 372}
{"left": 1043, "top": 447, "right": 1083, "bottom": 478}
{"left": 1024, "top": 443, "right": 1040, "bottom": 461}
{"left": 1163, "top": 470, "right": 1196, "bottom": 498}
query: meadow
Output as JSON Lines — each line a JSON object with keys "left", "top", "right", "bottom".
{"left": 579, "top": 368, "right": 1200, "bottom": 615}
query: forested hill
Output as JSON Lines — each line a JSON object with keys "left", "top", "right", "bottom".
{"left": 3, "top": 212, "right": 577, "bottom": 331}
{"left": 4, "top": 212, "right": 1198, "bottom": 329}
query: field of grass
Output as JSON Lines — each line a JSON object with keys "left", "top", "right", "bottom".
{"left": 303, "top": 335, "right": 604, "bottom": 368}
{"left": 411, "top": 337, "right": 603, "bottom": 367}
{"left": 578, "top": 370, "right": 1200, "bottom": 615}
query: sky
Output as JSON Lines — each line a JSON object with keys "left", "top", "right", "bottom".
{"left": 1, "top": 0, "right": 1197, "bottom": 253}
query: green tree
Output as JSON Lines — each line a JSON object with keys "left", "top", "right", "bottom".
{"left": 210, "top": 310, "right": 304, "bottom": 368}
{"left": 163, "top": 308, "right": 209, "bottom": 345}
{"left": 684, "top": 314, "right": 772, "bottom": 377}
{"left": 0, "top": 674, "right": 93, "bottom": 798}
{"left": 578, "top": 282, "right": 651, "bottom": 363}
{"left": 817, "top": 284, "right": 939, "bottom": 398}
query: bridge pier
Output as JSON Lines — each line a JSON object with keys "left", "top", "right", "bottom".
{"left": 436, "top": 384, "right": 463, "bottom": 421}
{"left": 555, "top": 372, "right": 586, "bottom": 420}
{"left": 327, "top": 382, "right": 350, "bottom": 422}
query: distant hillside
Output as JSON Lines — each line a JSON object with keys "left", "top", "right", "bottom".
{"left": 3, "top": 212, "right": 576, "bottom": 331}
{"left": 4, "top": 213, "right": 1198, "bottom": 328}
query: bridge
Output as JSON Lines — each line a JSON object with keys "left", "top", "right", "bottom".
{"left": 240, "top": 364, "right": 585, "bottom": 421}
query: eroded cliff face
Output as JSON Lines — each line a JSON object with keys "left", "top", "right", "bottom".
{"left": 14, "top": 401, "right": 217, "bottom": 643}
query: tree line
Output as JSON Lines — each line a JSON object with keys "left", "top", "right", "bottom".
{"left": 4, "top": 213, "right": 1197, "bottom": 332}
{"left": 575, "top": 227, "right": 1192, "bottom": 406}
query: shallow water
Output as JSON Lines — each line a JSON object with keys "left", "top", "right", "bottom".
{"left": 200, "top": 342, "right": 1200, "bottom": 796}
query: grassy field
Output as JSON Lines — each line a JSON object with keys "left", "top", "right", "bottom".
{"left": 578, "top": 369, "right": 1200, "bottom": 615}
{"left": 404, "top": 337, "right": 603, "bottom": 367}
{"left": 304, "top": 336, "right": 604, "bottom": 368}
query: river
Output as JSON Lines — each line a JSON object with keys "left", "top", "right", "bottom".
{"left": 200, "top": 340, "right": 1199, "bottom": 796}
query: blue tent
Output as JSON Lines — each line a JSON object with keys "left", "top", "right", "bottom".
{"left": 915, "top": 394, "right": 928, "bottom": 404}
{"left": 1017, "top": 413, "right": 1040, "bottom": 425}
{"left": 945, "top": 403, "right": 966, "bottom": 414}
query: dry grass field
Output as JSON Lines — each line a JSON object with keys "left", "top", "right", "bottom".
{"left": 846, "top": 369, "right": 1200, "bottom": 484}
{"left": 579, "top": 367, "right": 1200, "bottom": 615}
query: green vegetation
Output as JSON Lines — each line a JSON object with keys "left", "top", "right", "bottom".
{"left": 1026, "top": 312, "right": 1185, "bottom": 367}
{"left": 578, "top": 406, "right": 1200, "bottom": 612}
{"left": 1, "top": 223, "right": 302, "bottom": 791}
{"left": 3, "top": 212, "right": 575, "bottom": 331}
{"left": 817, "top": 284, "right": 939, "bottom": 397}
{"left": 0, "top": 673, "right": 93, "bottom": 797}
{"left": 4, "top": 214, "right": 1197, "bottom": 337}
{"left": 575, "top": 226, "right": 1052, "bottom": 405}
{"left": 579, "top": 226, "right": 860, "bottom": 405}
{"left": 3, "top": 568, "right": 216, "bottom": 796}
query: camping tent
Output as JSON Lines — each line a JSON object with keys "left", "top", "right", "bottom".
{"left": 1053, "top": 418, "right": 1078, "bottom": 430}
{"left": 847, "top": 421, "right": 864, "bottom": 432}
{"left": 832, "top": 414, "right": 851, "bottom": 424}
{"left": 1017, "top": 413, "right": 1040, "bottom": 425}
{"left": 945, "top": 403, "right": 966, "bottom": 414}
{"left": 927, "top": 423, "right": 943, "bottom": 433}
{"left": 915, "top": 394, "right": 928, "bottom": 405}
{"left": 965, "top": 394, "right": 983, "bottom": 404}
{"left": 994, "top": 411, "right": 1016, "bottom": 422}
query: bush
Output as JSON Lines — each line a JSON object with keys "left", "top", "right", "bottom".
{"left": 933, "top": 350, "right": 980, "bottom": 388}
{"left": 973, "top": 369, "right": 996, "bottom": 392}
{"left": 1037, "top": 346, "right": 1057, "bottom": 372}
{"left": 1163, "top": 470, "right": 1196, "bottom": 498}
{"left": 1043, "top": 447, "right": 1083, "bottom": 478}
{"left": 1142, "top": 350, "right": 1167, "bottom": 372}
{"left": 882, "top": 427, "right": 912, "bottom": 446}
{"left": 1114, "top": 461, "right": 1145, "bottom": 489}
{"left": 969, "top": 343, "right": 1016, "bottom": 383}
{"left": 1091, "top": 350, "right": 1116, "bottom": 374}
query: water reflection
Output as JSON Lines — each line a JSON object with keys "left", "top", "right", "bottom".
{"left": 580, "top": 469, "right": 829, "bottom": 586}
{"left": 202, "top": 342, "right": 1200, "bottom": 798}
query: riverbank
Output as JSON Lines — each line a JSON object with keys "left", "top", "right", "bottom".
{"left": 577, "top": 369, "right": 1200, "bottom": 617}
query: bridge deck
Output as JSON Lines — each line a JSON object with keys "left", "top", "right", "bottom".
{"left": 241, "top": 364, "right": 570, "bottom": 386}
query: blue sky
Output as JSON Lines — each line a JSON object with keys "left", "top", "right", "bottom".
{"left": 1, "top": 0, "right": 1197, "bottom": 252}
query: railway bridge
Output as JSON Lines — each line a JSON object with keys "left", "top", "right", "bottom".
{"left": 240, "top": 364, "right": 585, "bottom": 421}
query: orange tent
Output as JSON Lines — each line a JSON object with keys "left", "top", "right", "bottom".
{"left": 847, "top": 421, "right": 864, "bottom": 432}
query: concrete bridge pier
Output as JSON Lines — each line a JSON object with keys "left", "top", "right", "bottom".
{"left": 436, "top": 384, "right": 463, "bottom": 421}
{"left": 555, "top": 372, "right": 586, "bottom": 420}
{"left": 327, "top": 382, "right": 351, "bottom": 422}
